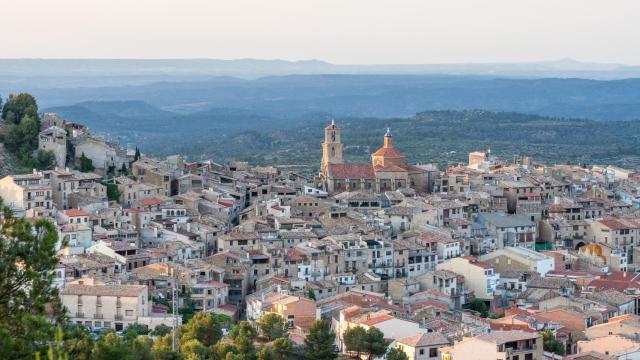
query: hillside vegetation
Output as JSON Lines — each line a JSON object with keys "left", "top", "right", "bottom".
{"left": 44, "top": 101, "right": 640, "bottom": 169}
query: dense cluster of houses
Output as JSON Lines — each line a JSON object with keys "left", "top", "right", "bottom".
{"left": 3, "top": 114, "right": 640, "bottom": 359}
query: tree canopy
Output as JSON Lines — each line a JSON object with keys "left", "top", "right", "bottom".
{"left": 257, "top": 313, "right": 288, "bottom": 341}
{"left": 0, "top": 203, "right": 66, "bottom": 359}
{"left": 343, "top": 326, "right": 388, "bottom": 360}
{"left": 386, "top": 347, "right": 409, "bottom": 360}
{"left": 2, "top": 93, "right": 38, "bottom": 125}
{"left": 304, "top": 320, "right": 336, "bottom": 360}
{"left": 180, "top": 311, "right": 223, "bottom": 347}
{"left": 1, "top": 93, "right": 57, "bottom": 171}
{"left": 542, "top": 329, "right": 565, "bottom": 356}
{"left": 79, "top": 152, "right": 95, "bottom": 172}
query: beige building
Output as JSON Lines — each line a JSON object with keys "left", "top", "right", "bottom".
{"left": 61, "top": 279, "right": 149, "bottom": 331}
{"left": 115, "top": 176, "right": 165, "bottom": 207}
{"left": 0, "top": 173, "right": 53, "bottom": 216}
{"left": 585, "top": 314, "right": 640, "bottom": 340}
{"left": 500, "top": 179, "right": 543, "bottom": 219}
{"left": 131, "top": 157, "right": 172, "bottom": 196}
{"left": 478, "top": 247, "right": 555, "bottom": 276}
{"left": 437, "top": 256, "right": 499, "bottom": 301}
{"left": 396, "top": 332, "right": 450, "bottom": 360}
{"left": 440, "top": 330, "right": 542, "bottom": 360}
{"left": 577, "top": 335, "right": 640, "bottom": 359}
{"left": 49, "top": 169, "right": 102, "bottom": 209}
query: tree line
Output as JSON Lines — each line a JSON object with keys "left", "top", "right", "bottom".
{"left": 1, "top": 93, "right": 56, "bottom": 171}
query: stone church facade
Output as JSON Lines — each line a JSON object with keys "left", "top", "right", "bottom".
{"left": 319, "top": 120, "right": 429, "bottom": 193}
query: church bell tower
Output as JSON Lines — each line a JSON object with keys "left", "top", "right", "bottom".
{"left": 321, "top": 119, "right": 344, "bottom": 175}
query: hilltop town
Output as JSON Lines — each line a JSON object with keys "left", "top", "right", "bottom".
{"left": 3, "top": 105, "right": 640, "bottom": 360}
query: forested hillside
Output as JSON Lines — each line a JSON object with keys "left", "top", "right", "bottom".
{"left": 45, "top": 102, "right": 640, "bottom": 169}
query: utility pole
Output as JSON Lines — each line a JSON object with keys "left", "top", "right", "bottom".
{"left": 172, "top": 280, "right": 178, "bottom": 352}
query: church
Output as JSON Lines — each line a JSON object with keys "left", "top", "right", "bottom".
{"left": 319, "top": 120, "right": 430, "bottom": 193}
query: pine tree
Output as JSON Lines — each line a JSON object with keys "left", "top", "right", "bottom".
{"left": 0, "top": 204, "right": 66, "bottom": 359}
{"left": 304, "top": 320, "right": 336, "bottom": 360}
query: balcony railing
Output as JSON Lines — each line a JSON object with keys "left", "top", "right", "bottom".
{"left": 75, "top": 312, "right": 85, "bottom": 318}
{"left": 115, "top": 314, "right": 123, "bottom": 320}
{"left": 94, "top": 314, "right": 104, "bottom": 319}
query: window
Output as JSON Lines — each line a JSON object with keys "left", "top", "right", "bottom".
{"left": 125, "top": 310, "right": 134, "bottom": 316}
{"left": 419, "top": 348, "right": 425, "bottom": 355}
{"left": 429, "top": 348, "right": 438, "bottom": 357}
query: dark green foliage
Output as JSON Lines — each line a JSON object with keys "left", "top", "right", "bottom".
{"left": 123, "top": 323, "right": 150, "bottom": 337}
{"left": 304, "top": 320, "right": 336, "bottom": 360}
{"left": 465, "top": 299, "right": 489, "bottom": 317}
{"left": 343, "top": 326, "right": 367, "bottom": 358}
{"left": 257, "top": 338, "right": 294, "bottom": 360}
{"left": 134, "top": 147, "right": 141, "bottom": 161}
{"left": 179, "top": 311, "right": 222, "bottom": 347}
{"left": 106, "top": 183, "right": 121, "bottom": 202}
{"left": 364, "top": 327, "right": 388, "bottom": 360}
{"left": 32, "top": 149, "right": 57, "bottom": 169}
{"left": 0, "top": 94, "right": 52, "bottom": 170}
{"left": 257, "top": 313, "right": 288, "bottom": 341}
{"left": 120, "top": 162, "right": 128, "bottom": 175}
{"left": 150, "top": 324, "right": 171, "bottom": 337}
{"left": 308, "top": 288, "right": 316, "bottom": 300}
{"left": 79, "top": 152, "right": 95, "bottom": 172}
{"left": 178, "top": 306, "right": 194, "bottom": 324}
{"left": 387, "top": 347, "right": 409, "bottom": 360}
{"left": 0, "top": 203, "right": 67, "bottom": 359}
{"left": 4, "top": 115, "right": 41, "bottom": 153}
{"left": 542, "top": 329, "right": 565, "bottom": 356}
{"left": 229, "top": 321, "right": 257, "bottom": 359}
{"left": 2, "top": 93, "right": 38, "bottom": 124}
{"left": 343, "top": 326, "right": 388, "bottom": 360}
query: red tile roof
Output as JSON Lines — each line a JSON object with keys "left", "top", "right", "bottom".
{"left": 588, "top": 271, "right": 640, "bottom": 292}
{"left": 599, "top": 219, "right": 629, "bottom": 230}
{"left": 328, "top": 163, "right": 375, "bottom": 179}
{"left": 372, "top": 147, "right": 405, "bottom": 157}
{"left": 461, "top": 256, "right": 493, "bottom": 269}
{"left": 140, "top": 197, "right": 164, "bottom": 206}
{"left": 374, "top": 163, "right": 407, "bottom": 173}
{"left": 358, "top": 313, "right": 394, "bottom": 326}
{"left": 64, "top": 209, "right": 88, "bottom": 217}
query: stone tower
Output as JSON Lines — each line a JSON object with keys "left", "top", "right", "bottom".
{"left": 321, "top": 119, "right": 344, "bottom": 175}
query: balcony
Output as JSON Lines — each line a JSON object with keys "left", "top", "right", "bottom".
{"left": 94, "top": 314, "right": 104, "bottom": 319}
{"left": 115, "top": 314, "right": 123, "bottom": 320}
{"left": 75, "top": 312, "right": 85, "bottom": 318}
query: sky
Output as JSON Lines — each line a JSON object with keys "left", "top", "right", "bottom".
{"left": 2, "top": 0, "right": 639, "bottom": 65}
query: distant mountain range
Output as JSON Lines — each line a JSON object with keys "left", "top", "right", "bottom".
{"left": 2, "top": 58, "right": 640, "bottom": 82}
{"left": 27, "top": 75, "right": 640, "bottom": 121}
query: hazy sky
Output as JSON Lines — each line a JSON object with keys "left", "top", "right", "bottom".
{"left": 3, "top": 0, "right": 639, "bottom": 64}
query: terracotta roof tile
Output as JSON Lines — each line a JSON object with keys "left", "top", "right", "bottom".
{"left": 328, "top": 163, "right": 375, "bottom": 179}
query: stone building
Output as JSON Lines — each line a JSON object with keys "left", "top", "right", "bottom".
{"left": 319, "top": 121, "right": 429, "bottom": 193}
{"left": 38, "top": 126, "right": 67, "bottom": 168}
